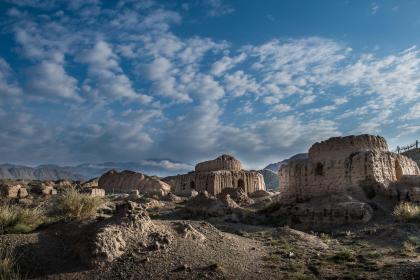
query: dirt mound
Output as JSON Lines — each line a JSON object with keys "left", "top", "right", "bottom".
{"left": 73, "top": 201, "right": 172, "bottom": 268}
{"left": 185, "top": 191, "right": 239, "bottom": 218}
{"left": 274, "top": 227, "right": 328, "bottom": 250}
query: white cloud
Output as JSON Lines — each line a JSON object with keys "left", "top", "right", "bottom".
{"left": 205, "top": 0, "right": 234, "bottom": 17}
{"left": 0, "top": 58, "right": 22, "bottom": 96}
{"left": 26, "top": 61, "right": 82, "bottom": 102}
{"left": 82, "top": 40, "right": 152, "bottom": 103}
{"left": 371, "top": 2, "right": 379, "bottom": 14}
{"left": 211, "top": 52, "right": 246, "bottom": 76}
{"left": 269, "top": 104, "right": 292, "bottom": 113}
{"left": 223, "top": 70, "right": 259, "bottom": 97}
{"left": 402, "top": 103, "right": 420, "bottom": 120}
{"left": 298, "top": 95, "right": 316, "bottom": 105}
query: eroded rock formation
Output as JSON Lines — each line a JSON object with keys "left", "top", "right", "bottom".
{"left": 98, "top": 170, "right": 171, "bottom": 196}
{"left": 279, "top": 135, "right": 420, "bottom": 202}
{"left": 164, "top": 154, "right": 265, "bottom": 196}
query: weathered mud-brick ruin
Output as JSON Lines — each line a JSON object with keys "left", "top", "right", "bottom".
{"left": 165, "top": 155, "right": 265, "bottom": 196}
{"left": 279, "top": 134, "right": 420, "bottom": 202}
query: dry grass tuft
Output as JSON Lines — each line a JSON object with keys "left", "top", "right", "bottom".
{"left": 55, "top": 188, "right": 103, "bottom": 221}
{"left": 0, "top": 245, "right": 21, "bottom": 280}
{"left": 393, "top": 202, "right": 420, "bottom": 223}
{"left": 0, "top": 204, "right": 44, "bottom": 234}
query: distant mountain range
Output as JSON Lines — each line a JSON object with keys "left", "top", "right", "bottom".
{"left": 260, "top": 153, "right": 308, "bottom": 190}
{"left": 263, "top": 153, "right": 308, "bottom": 173}
{"left": 0, "top": 154, "right": 310, "bottom": 188}
{"left": 0, "top": 159, "right": 193, "bottom": 181}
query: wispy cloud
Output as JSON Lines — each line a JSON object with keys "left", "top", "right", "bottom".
{"left": 0, "top": 0, "right": 419, "bottom": 168}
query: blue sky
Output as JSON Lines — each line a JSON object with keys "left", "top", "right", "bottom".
{"left": 0, "top": 0, "right": 419, "bottom": 169}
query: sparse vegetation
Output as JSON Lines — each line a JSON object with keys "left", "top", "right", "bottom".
{"left": 55, "top": 188, "right": 103, "bottom": 221}
{"left": 0, "top": 204, "right": 44, "bottom": 234}
{"left": 393, "top": 202, "right": 420, "bottom": 223}
{"left": 263, "top": 254, "right": 280, "bottom": 263}
{"left": 0, "top": 245, "right": 21, "bottom": 280}
{"left": 330, "top": 249, "right": 356, "bottom": 263}
{"left": 402, "top": 236, "right": 420, "bottom": 254}
{"left": 259, "top": 202, "right": 282, "bottom": 214}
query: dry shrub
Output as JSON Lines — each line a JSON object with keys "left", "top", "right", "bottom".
{"left": 393, "top": 202, "right": 420, "bottom": 223}
{"left": 56, "top": 188, "right": 103, "bottom": 221}
{"left": 0, "top": 245, "right": 21, "bottom": 280}
{"left": 0, "top": 204, "right": 44, "bottom": 234}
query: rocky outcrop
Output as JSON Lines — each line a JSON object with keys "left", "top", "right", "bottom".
{"left": 195, "top": 154, "right": 242, "bottom": 172}
{"left": 54, "top": 179, "right": 74, "bottom": 191}
{"left": 80, "top": 178, "right": 99, "bottom": 189}
{"left": 98, "top": 170, "right": 171, "bottom": 196}
{"left": 1, "top": 184, "right": 21, "bottom": 198}
{"left": 279, "top": 135, "right": 420, "bottom": 203}
{"left": 81, "top": 188, "right": 106, "bottom": 197}
{"left": 29, "top": 181, "right": 58, "bottom": 196}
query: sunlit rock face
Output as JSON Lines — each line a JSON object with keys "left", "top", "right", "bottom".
{"left": 164, "top": 154, "right": 265, "bottom": 196}
{"left": 279, "top": 134, "right": 420, "bottom": 203}
{"left": 98, "top": 170, "right": 171, "bottom": 196}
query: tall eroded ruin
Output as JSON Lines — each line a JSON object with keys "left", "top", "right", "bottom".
{"left": 279, "top": 135, "right": 420, "bottom": 202}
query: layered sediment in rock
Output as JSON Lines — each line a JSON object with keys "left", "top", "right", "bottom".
{"left": 164, "top": 155, "right": 265, "bottom": 196}
{"left": 98, "top": 170, "right": 171, "bottom": 196}
{"left": 279, "top": 135, "right": 420, "bottom": 202}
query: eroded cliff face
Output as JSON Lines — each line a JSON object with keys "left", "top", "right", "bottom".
{"left": 279, "top": 135, "right": 420, "bottom": 202}
{"left": 98, "top": 170, "right": 171, "bottom": 196}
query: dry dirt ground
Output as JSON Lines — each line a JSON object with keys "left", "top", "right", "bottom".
{"left": 1, "top": 200, "right": 419, "bottom": 280}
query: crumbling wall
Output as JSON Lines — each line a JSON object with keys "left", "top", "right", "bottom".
{"left": 308, "top": 134, "right": 388, "bottom": 160}
{"left": 167, "top": 170, "right": 265, "bottom": 196}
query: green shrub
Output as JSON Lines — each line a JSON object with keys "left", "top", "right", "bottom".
{"left": 393, "top": 202, "right": 420, "bottom": 223}
{"left": 0, "top": 204, "right": 44, "bottom": 234}
{"left": 0, "top": 245, "right": 21, "bottom": 280}
{"left": 55, "top": 188, "right": 103, "bottom": 221}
